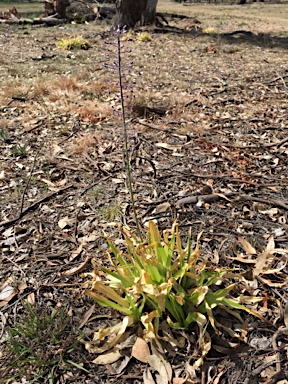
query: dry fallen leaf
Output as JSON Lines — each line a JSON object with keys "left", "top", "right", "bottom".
{"left": 58, "top": 216, "right": 75, "bottom": 229}
{"left": 144, "top": 367, "right": 157, "bottom": 384}
{"left": 109, "top": 354, "right": 132, "bottom": 374}
{"left": 69, "top": 244, "right": 83, "bottom": 262}
{"left": 84, "top": 316, "right": 133, "bottom": 354}
{"left": 153, "top": 202, "right": 171, "bottom": 214}
{"left": 148, "top": 355, "right": 170, "bottom": 384}
{"left": 238, "top": 235, "right": 257, "bottom": 255}
{"left": 155, "top": 143, "right": 182, "bottom": 151}
{"left": 253, "top": 236, "right": 275, "bottom": 276}
{"left": 79, "top": 233, "right": 98, "bottom": 244}
{"left": 172, "top": 379, "right": 186, "bottom": 384}
{"left": 26, "top": 292, "right": 35, "bottom": 305}
{"left": 92, "top": 349, "right": 122, "bottom": 365}
{"left": 41, "top": 178, "right": 56, "bottom": 187}
{"left": 131, "top": 337, "right": 150, "bottom": 363}
{"left": 79, "top": 305, "right": 95, "bottom": 329}
{"left": 62, "top": 255, "right": 91, "bottom": 276}
{"left": 0, "top": 285, "right": 14, "bottom": 301}
{"left": 0, "top": 285, "right": 16, "bottom": 307}
{"left": 52, "top": 143, "right": 64, "bottom": 156}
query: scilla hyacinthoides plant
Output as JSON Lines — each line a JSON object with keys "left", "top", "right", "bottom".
{"left": 82, "top": 27, "right": 264, "bottom": 372}
{"left": 82, "top": 221, "right": 264, "bottom": 369}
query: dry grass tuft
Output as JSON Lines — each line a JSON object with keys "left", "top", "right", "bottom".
{"left": 71, "top": 133, "right": 99, "bottom": 154}
{"left": 136, "top": 32, "right": 152, "bottom": 42}
{"left": 77, "top": 100, "right": 111, "bottom": 123}
{"left": 57, "top": 36, "right": 91, "bottom": 50}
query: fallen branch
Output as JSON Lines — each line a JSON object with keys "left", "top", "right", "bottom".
{"left": 238, "top": 195, "right": 288, "bottom": 211}
{"left": 221, "top": 30, "right": 258, "bottom": 38}
{"left": 0, "top": 17, "right": 67, "bottom": 25}
{"left": 175, "top": 192, "right": 236, "bottom": 207}
{"left": 0, "top": 184, "right": 76, "bottom": 230}
{"left": 175, "top": 193, "right": 288, "bottom": 211}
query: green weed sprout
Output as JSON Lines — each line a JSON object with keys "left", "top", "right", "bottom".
{"left": 11, "top": 144, "right": 27, "bottom": 157}
{"left": 0, "top": 127, "right": 8, "bottom": 142}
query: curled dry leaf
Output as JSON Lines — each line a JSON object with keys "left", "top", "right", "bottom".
{"left": 109, "top": 354, "right": 132, "bottom": 375}
{"left": 253, "top": 236, "right": 275, "bottom": 276}
{"left": 92, "top": 349, "right": 122, "bottom": 365}
{"left": 83, "top": 316, "right": 133, "bottom": 354}
{"left": 148, "top": 354, "right": 170, "bottom": 384}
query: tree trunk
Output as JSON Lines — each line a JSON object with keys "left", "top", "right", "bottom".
{"left": 116, "top": 0, "right": 155, "bottom": 29}
{"left": 56, "top": 0, "right": 71, "bottom": 18}
{"left": 142, "top": 0, "right": 158, "bottom": 25}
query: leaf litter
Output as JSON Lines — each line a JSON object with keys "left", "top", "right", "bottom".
{"left": 0, "top": 6, "right": 288, "bottom": 384}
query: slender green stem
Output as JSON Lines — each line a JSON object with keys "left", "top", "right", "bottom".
{"left": 117, "top": 32, "right": 143, "bottom": 241}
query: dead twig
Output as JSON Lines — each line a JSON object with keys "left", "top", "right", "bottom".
{"left": 19, "top": 151, "right": 39, "bottom": 215}
{"left": 252, "top": 360, "right": 279, "bottom": 376}
{"left": 1, "top": 255, "right": 27, "bottom": 277}
{"left": 272, "top": 327, "right": 288, "bottom": 372}
{"left": 204, "top": 136, "right": 288, "bottom": 150}
{"left": 80, "top": 175, "right": 111, "bottom": 196}
{"left": 134, "top": 119, "right": 169, "bottom": 131}
{"left": 58, "top": 118, "right": 82, "bottom": 145}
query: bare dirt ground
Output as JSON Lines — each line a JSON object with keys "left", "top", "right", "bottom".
{"left": 0, "top": 2, "right": 288, "bottom": 383}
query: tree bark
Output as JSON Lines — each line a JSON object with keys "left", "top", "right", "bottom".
{"left": 142, "top": 0, "right": 158, "bottom": 25}
{"left": 56, "top": 0, "right": 71, "bottom": 18}
{"left": 115, "top": 0, "right": 151, "bottom": 28}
